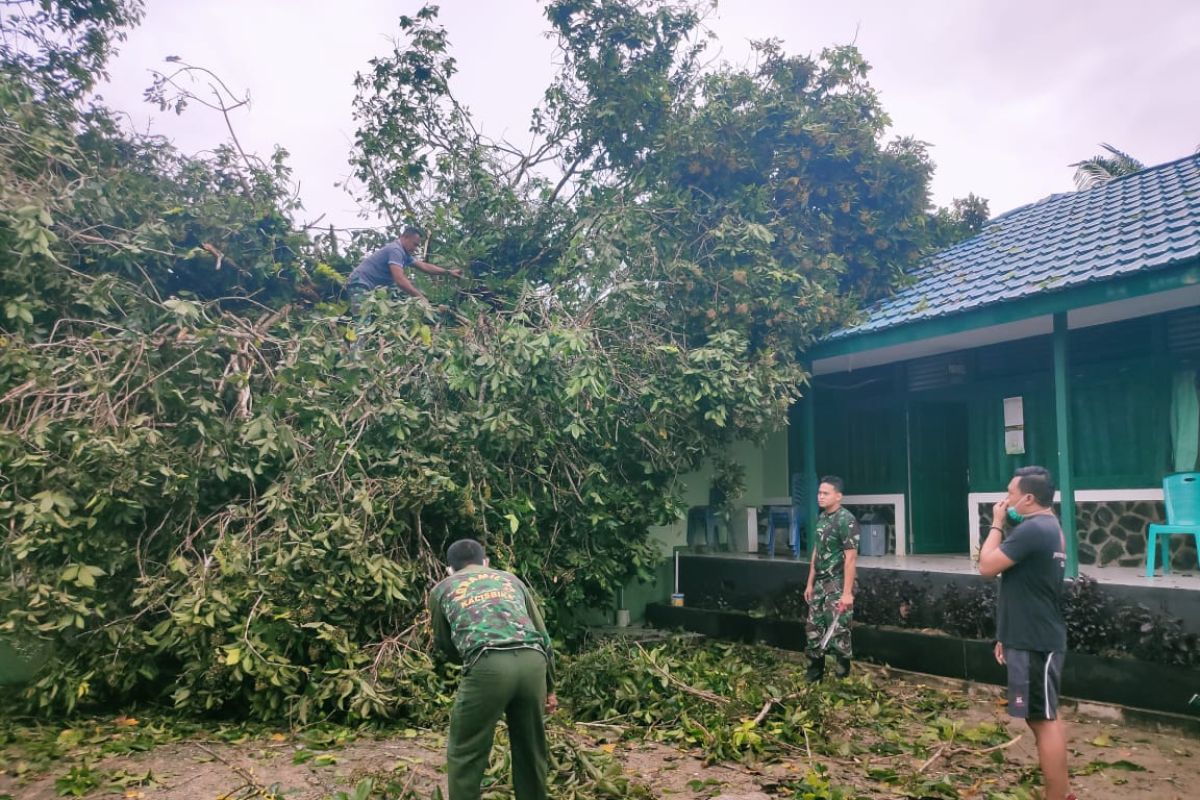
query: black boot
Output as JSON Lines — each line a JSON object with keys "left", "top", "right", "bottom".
{"left": 834, "top": 656, "right": 851, "bottom": 678}
{"left": 805, "top": 655, "right": 825, "bottom": 683}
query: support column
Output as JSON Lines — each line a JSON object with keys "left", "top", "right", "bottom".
{"left": 1053, "top": 312, "right": 1079, "bottom": 578}
{"left": 802, "top": 379, "right": 818, "bottom": 550}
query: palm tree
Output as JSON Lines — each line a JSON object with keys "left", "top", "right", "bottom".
{"left": 1070, "top": 143, "right": 1145, "bottom": 190}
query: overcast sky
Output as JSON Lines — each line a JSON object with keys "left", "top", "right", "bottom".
{"left": 99, "top": 0, "right": 1200, "bottom": 233}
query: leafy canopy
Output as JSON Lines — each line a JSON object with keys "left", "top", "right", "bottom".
{"left": 1, "top": 0, "right": 982, "bottom": 721}
{"left": 351, "top": 2, "right": 985, "bottom": 354}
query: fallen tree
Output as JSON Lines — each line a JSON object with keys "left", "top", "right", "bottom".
{"left": 2, "top": 0, "right": 981, "bottom": 721}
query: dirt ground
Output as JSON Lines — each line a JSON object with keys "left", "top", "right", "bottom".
{"left": 2, "top": 665, "right": 1194, "bottom": 799}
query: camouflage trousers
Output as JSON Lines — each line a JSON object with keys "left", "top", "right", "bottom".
{"left": 805, "top": 577, "right": 854, "bottom": 659}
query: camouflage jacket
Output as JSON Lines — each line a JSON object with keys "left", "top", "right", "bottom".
{"left": 812, "top": 507, "right": 860, "bottom": 581}
{"left": 428, "top": 565, "right": 555, "bottom": 689}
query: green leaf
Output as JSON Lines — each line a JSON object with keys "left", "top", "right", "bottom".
{"left": 1075, "top": 759, "right": 1147, "bottom": 776}
{"left": 162, "top": 297, "right": 201, "bottom": 320}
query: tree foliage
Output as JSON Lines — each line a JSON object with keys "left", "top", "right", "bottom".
{"left": 352, "top": 3, "right": 983, "bottom": 354}
{"left": 3, "top": 279, "right": 790, "bottom": 717}
{"left": 2, "top": 0, "right": 981, "bottom": 721}
{"left": 1, "top": 0, "right": 144, "bottom": 101}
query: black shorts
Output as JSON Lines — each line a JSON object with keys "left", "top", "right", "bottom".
{"left": 1004, "top": 648, "right": 1063, "bottom": 721}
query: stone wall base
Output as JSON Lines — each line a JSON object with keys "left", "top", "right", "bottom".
{"left": 975, "top": 500, "right": 1197, "bottom": 571}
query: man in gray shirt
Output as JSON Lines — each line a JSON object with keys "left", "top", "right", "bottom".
{"left": 346, "top": 226, "right": 462, "bottom": 310}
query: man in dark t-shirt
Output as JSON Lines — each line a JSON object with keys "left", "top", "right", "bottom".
{"left": 979, "top": 466, "right": 1074, "bottom": 800}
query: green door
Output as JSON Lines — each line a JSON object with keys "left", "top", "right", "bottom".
{"left": 910, "top": 401, "right": 970, "bottom": 554}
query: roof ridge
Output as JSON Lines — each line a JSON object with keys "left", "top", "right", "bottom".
{"left": 1093, "top": 150, "right": 1200, "bottom": 189}
{"left": 989, "top": 151, "right": 1200, "bottom": 223}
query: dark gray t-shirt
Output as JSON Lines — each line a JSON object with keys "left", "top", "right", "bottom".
{"left": 347, "top": 241, "right": 414, "bottom": 290}
{"left": 996, "top": 514, "right": 1067, "bottom": 652}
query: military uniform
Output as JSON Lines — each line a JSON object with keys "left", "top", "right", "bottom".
{"left": 429, "top": 564, "right": 555, "bottom": 800}
{"left": 805, "top": 507, "right": 860, "bottom": 679}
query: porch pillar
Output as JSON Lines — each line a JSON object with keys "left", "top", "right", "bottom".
{"left": 1052, "top": 312, "right": 1079, "bottom": 578}
{"left": 802, "top": 379, "right": 818, "bottom": 543}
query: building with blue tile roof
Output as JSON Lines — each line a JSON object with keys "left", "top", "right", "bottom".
{"left": 781, "top": 153, "right": 1200, "bottom": 576}
{"left": 646, "top": 154, "right": 1200, "bottom": 597}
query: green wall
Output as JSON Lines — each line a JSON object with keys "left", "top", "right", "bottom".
{"left": 966, "top": 373, "right": 1058, "bottom": 492}
{"left": 622, "top": 431, "right": 788, "bottom": 623}
{"left": 777, "top": 314, "right": 1187, "bottom": 553}
{"left": 807, "top": 329, "right": 1175, "bottom": 496}
{"left": 808, "top": 366, "right": 907, "bottom": 495}
{"left": 814, "top": 394, "right": 907, "bottom": 494}
{"left": 965, "top": 324, "right": 1172, "bottom": 491}
{"left": 0, "top": 637, "right": 50, "bottom": 687}
{"left": 1069, "top": 358, "right": 1171, "bottom": 488}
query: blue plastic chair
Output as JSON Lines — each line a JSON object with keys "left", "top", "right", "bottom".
{"left": 788, "top": 504, "right": 806, "bottom": 555}
{"left": 790, "top": 472, "right": 809, "bottom": 555}
{"left": 764, "top": 505, "right": 799, "bottom": 558}
{"left": 1145, "top": 472, "right": 1200, "bottom": 577}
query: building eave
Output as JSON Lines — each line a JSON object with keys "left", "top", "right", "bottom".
{"left": 810, "top": 257, "right": 1200, "bottom": 366}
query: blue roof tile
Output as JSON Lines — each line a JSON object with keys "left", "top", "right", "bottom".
{"left": 830, "top": 154, "right": 1200, "bottom": 340}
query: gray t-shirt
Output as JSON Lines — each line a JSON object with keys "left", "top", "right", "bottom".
{"left": 347, "top": 241, "right": 414, "bottom": 290}
{"left": 996, "top": 514, "right": 1067, "bottom": 652}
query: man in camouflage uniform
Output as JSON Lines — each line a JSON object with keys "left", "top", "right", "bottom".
{"left": 429, "top": 539, "right": 556, "bottom": 800}
{"left": 803, "top": 475, "right": 860, "bottom": 681}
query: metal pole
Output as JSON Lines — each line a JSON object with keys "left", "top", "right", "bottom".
{"left": 1053, "top": 312, "right": 1079, "bottom": 578}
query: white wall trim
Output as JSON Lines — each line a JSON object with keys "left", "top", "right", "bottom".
{"left": 966, "top": 489, "right": 1163, "bottom": 558}
{"left": 742, "top": 494, "right": 908, "bottom": 556}
{"left": 842, "top": 494, "right": 908, "bottom": 557}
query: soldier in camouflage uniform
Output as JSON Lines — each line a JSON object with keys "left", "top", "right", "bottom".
{"left": 429, "top": 539, "right": 556, "bottom": 800}
{"left": 803, "top": 475, "right": 860, "bottom": 681}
